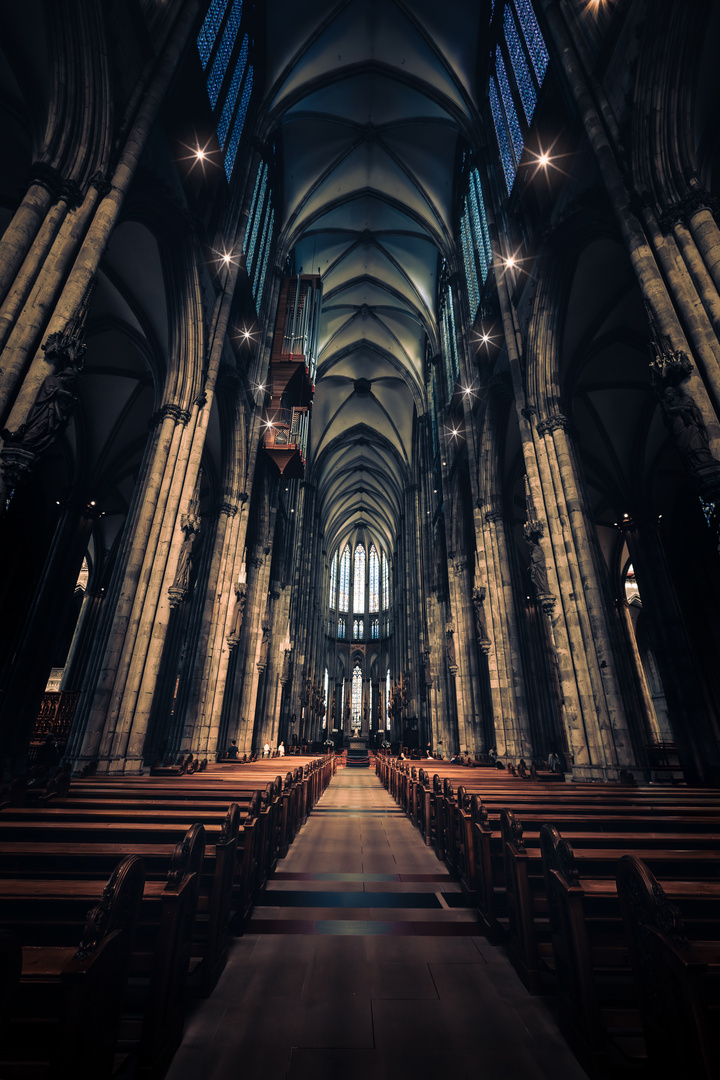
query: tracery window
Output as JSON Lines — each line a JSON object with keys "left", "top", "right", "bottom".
{"left": 353, "top": 618, "right": 363, "bottom": 641}
{"left": 440, "top": 283, "right": 459, "bottom": 397}
{"left": 329, "top": 552, "right": 337, "bottom": 610}
{"left": 337, "top": 616, "right": 346, "bottom": 640}
{"left": 382, "top": 552, "right": 389, "bottom": 610}
{"left": 351, "top": 664, "right": 362, "bottom": 727}
{"left": 371, "top": 617, "right": 379, "bottom": 640}
{"left": 369, "top": 546, "right": 379, "bottom": 612}
{"left": 353, "top": 544, "right": 365, "bottom": 613}
{"left": 196, "top": 0, "right": 254, "bottom": 181}
{"left": 386, "top": 669, "right": 391, "bottom": 730}
{"left": 339, "top": 545, "right": 350, "bottom": 612}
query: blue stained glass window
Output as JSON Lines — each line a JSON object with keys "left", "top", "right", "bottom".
{"left": 461, "top": 209, "right": 479, "bottom": 318}
{"left": 330, "top": 557, "right": 338, "bottom": 609}
{"left": 206, "top": 0, "right": 243, "bottom": 109}
{"left": 353, "top": 544, "right": 365, "bottom": 613}
{"left": 447, "top": 285, "right": 459, "bottom": 383}
{"left": 217, "top": 35, "right": 248, "bottom": 149}
{"left": 382, "top": 552, "right": 389, "bottom": 610}
{"left": 243, "top": 164, "right": 263, "bottom": 254}
{"left": 496, "top": 50, "right": 524, "bottom": 165}
{"left": 428, "top": 372, "right": 439, "bottom": 459}
{"left": 252, "top": 202, "right": 272, "bottom": 300}
{"left": 338, "top": 616, "right": 346, "bottom": 639}
{"left": 223, "top": 64, "right": 253, "bottom": 179}
{"left": 369, "top": 546, "right": 379, "bottom": 612}
{"left": 339, "top": 545, "right": 350, "bottom": 612}
{"left": 255, "top": 208, "right": 274, "bottom": 310}
{"left": 246, "top": 164, "right": 267, "bottom": 271}
{"left": 504, "top": 7, "right": 537, "bottom": 123}
{"left": 197, "top": 0, "right": 230, "bottom": 69}
{"left": 513, "top": 0, "right": 549, "bottom": 85}
{"left": 471, "top": 171, "right": 492, "bottom": 273}
{"left": 490, "top": 76, "right": 516, "bottom": 192}
{"left": 371, "top": 617, "right": 379, "bottom": 640}
{"left": 353, "top": 618, "right": 363, "bottom": 641}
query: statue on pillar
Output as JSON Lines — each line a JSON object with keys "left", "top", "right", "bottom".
{"left": 257, "top": 623, "right": 271, "bottom": 672}
{"left": 172, "top": 485, "right": 201, "bottom": 595}
{"left": 422, "top": 647, "right": 433, "bottom": 689}
{"left": 472, "top": 585, "right": 490, "bottom": 649}
{"left": 660, "top": 386, "right": 720, "bottom": 494}
{"left": 227, "top": 581, "right": 247, "bottom": 646}
{"left": 523, "top": 477, "right": 555, "bottom": 616}
{"left": 3, "top": 355, "right": 84, "bottom": 457}
{"left": 445, "top": 618, "right": 457, "bottom": 671}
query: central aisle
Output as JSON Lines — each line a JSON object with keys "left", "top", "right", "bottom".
{"left": 167, "top": 768, "right": 588, "bottom": 1080}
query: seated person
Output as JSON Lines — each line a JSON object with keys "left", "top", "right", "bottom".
{"left": 226, "top": 740, "right": 239, "bottom": 759}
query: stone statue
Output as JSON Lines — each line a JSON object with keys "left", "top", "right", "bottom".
{"left": 422, "top": 647, "right": 433, "bottom": 688}
{"left": 472, "top": 586, "right": 489, "bottom": 641}
{"left": 173, "top": 511, "right": 200, "bottom": 591}
{"left": 661, "top": 386, "right": 718, "bottom": 471}
{"left": 259, "top": 624, "right": 271, "bottom": 666}
{"left": 445, "top": 619, "right": 456, "bottom": 667}
{"left": 281, "top": 647, "right": 292, "bottom": 684}
{"left": 5, "top": 358, "right": 83, "bottom": 456}
{"left": 528, "top": 537, "right": 549, "bottom": 597}
{"left": 227, "top": 582, "right": 247, "bottom": 640}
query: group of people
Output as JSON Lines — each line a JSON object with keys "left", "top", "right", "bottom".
{"left": 225, "top": 739, "right": 285, "bottom": 758}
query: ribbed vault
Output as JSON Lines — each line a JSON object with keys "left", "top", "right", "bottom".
{"left": 262, "top": 0, "right": 484, "bottom": 553}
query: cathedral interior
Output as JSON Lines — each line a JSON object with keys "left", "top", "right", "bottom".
{"left": 1, "top": 1, "right": 720, "bottom": 1078}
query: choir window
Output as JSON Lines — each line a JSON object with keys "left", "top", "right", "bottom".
{"left": 329, "top": 552, "right": 337, "bottom": 610}
{"left": 371, "top": 617, "right": 379, "bottom": 640}
{"left": 351, "top": 664, "right": 362, "bottom": 728}
{"left": 339, "top": 544, "right": 350, "bottom": 612}
{"left": 353, "top": 543, "right": 365, "bottom": 613}
{"left": 369, "top": 545, "right": 379, "bottom": 612}
{"left": 353, "top": 618, "right": 363, "bottom": 641}
{"left": 337, "top": 616, "right": 346, "bottom": 639}
{"left": 382, "top": 552, "right": 389, "bottom": 610}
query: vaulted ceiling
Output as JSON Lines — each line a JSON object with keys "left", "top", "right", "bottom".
{"left": 261, "top": 0, "right": 484, "bottom": 556}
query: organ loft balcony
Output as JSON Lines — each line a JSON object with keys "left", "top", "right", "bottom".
{"left": 262, "top": 273, "right": 322, "bottom": 477}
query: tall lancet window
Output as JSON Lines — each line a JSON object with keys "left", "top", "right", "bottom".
{"left": 323, "top": 668, "right": 329, "bottom": 729}
{"left": 339, "top": 545, "right": 350, "bottom": 612}
{"left": 353, "top": 544, "right": 365, "bottom": 613}
{"left": 369, "top": 546, "right": 379, "bottom": 612}
{"left": 329, "top": 553, "right": 338, "bottom": 610}
{"left": 386, "top": 669, "right": 391, "bottom": 730}
{"left": 381, "top": 552, "right": 389, "bottom": 610}
{"left": 351, "top": 664, "right": 362, "bottom": 727}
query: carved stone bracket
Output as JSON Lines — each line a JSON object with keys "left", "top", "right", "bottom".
{"left": 167, "top": 585, "right": 186, "bottom": 609}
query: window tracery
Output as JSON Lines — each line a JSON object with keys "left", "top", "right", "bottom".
{"left": 369, "top": 545, "right": 379, "bottom": 612}
{"left": 339, "top": 545, "right": 350, "bottom": 612}
{"left": 353, "top": 543, "right": 365, "bottom": 613}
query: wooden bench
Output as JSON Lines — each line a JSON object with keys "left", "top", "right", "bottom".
{"left": 0, "top": 854, "right": 145, "bottom": 1080}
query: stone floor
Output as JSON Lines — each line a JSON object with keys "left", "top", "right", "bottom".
{"left": 166, "top": 768, "right": 589, "bottom": 1080}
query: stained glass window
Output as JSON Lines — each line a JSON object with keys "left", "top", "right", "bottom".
{"left": 197, "top": 0, "right": 230, "bottom": 69}
{"left": 382, "top": 552, "right": 389, "bottom": 610}
{"left": 338, "top": 616, "right": 346, "bottom": 639}
{"left": 490, "top": 76, "right": 516, "bottom": 192}
{"left": 369, "top": 546, "right": 379, "bottom": 612}
{"left": 353, "top": 544, "right": 365, "bottom": 613}
{"left": 206, "top": 0, "right": 242, "bottom": 108}
{"left": 504, "top": 6, "right": 536, "bottom": 123}
{"left": 224, "top": 64, "right": 253, "bottom": 179}
{"left": 471, "top": 170, "right": 492, "bottom": 280}
{"left": 245, "top": 164, "right": 267, "bottom": 272}
{"left": 513, "top": 0, "right": 549, "bottom": 84}
{"left": 351, "top": 664, "right": 362, "bottom": 726}
{"left": 339, "top": 545, "right": 350, "bottom": 612}
{"left": 323, "top": 668, "right": 329, "bottom": 729}
{"left": 460, "top": 208, "right": 479, "bottom": 318}
{"left": 329, "top": 553, "right": 337, "bottom": 610}
{"left": 496, "top": 51, "right": 524, "bottom": 166}
{"left": 217, "top": 34, "right": 248, "bottom": 148}
{"left": 256, "top": 207, "right": 274, "bottom": 309}
{"left": 353, "top": 618, "right": 363, "bottom": 640}
{"left": 386, "top": 669, "right": 391, "bottom": 730}
{"left": 371, "top": 617, "right": 379, "bottom": 640}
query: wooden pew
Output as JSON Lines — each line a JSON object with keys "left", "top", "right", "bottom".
{"left": 540, "top": 825, "right": 720, "bottom": 1073}
{"left": 0, "top": 854, "right": 145, "bottom": 1080}
{"left": 616, "top": 855, "right": 720, "bottom": 1080}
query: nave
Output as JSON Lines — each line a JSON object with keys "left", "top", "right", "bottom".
{"left": 166, "top": 769, "right": 587, "bottom": 1080}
